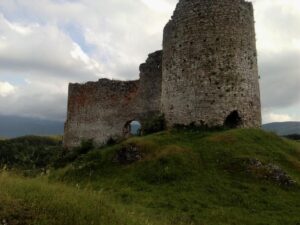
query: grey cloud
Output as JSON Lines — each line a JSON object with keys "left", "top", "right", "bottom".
{"left": 0, "top": 0, "right": 171, "bottom": 121}
{"left": 252, "top": 0, "right": 300, "bottom": 118}
{"left": 0, "top": 0, "right": 299, "bottom": 122}
{"left": 0, "top": 84, "right": 67, "bottom": 121}
{"left": 256, "top": 4, "right": 300, "bottom": 39}
{"left": 0, "top": 57, "right": 98, "bottom": 82}
{"left": 260, "top": 50, "right": 300, "bottom": 108}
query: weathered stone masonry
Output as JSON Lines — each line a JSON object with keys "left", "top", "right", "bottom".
{"left": 64, "top": 51, "right": 162, "bottom": 147}
{"left": 64, "top": 0, "right": 261, "bottom": 148}
{"left": 161, "top": 0, "right": 261, "bottom": 128}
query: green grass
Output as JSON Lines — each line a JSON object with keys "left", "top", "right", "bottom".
{"left": 0, "top": 172, "right": 144, "bottom": 225}
{"left": 1, "top": 129, "right": 300, "bottom": 225}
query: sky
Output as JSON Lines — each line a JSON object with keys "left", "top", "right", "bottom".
{"left": 0, "top": 0, "right": 299, "bottom": 124}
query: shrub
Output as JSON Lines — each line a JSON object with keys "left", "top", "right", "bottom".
{"left": 77, "top": 139, "right": 94, "bottom": 154}
{"left": 142, "top": 114, "right": 166, "bottom": 135}
{"left": 0, "top": 136, "right": 63, "bottom": 171}
{"left": 284, "top": 134, "right": 300, "bottom": 141}
{"left": 53, "top": 139, "right": 95, "bottom": 168}
{"left": 173, "top": 122, "right": 225, "bottom": 132}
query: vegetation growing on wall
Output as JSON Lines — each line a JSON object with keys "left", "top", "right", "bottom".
{"left": 142, "top": 114, "right": 166, "bottom": 135}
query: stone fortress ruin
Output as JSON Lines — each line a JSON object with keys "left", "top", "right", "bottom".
{"left": 64, "top": 0, "right": 261, "bottom": 148}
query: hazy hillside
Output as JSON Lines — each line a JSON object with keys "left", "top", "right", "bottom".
{"left": 262, "top": 121, "right": 300, "bottom": 135}
{"left": 0, "top": 115, "right": 64, "bottom": 138}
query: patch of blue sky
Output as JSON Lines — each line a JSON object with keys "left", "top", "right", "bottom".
{"left": 51, "top": 0, "right": 81, "bottom": 3}
{"left": 0, "top": 7, "right": 46, "bottom": 25}
{"left": 283, "top": 106, "right": 300, "bottom": 120}
{"left": 62, "top": 22, "right": 97, "bottom": 55}
{"left": 97, "top": 51, "right": 111, "bottom": 64}
{"left": 0, "top": 74, "right": 27, "bottom": 85}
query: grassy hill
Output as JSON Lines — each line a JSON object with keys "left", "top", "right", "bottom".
{"left": 1, "top": 129, "right": 300, "bottom": 225}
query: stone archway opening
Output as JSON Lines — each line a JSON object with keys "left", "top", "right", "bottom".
{"left": 224, "top": 110, "right": 242, "bottom": 128}
{"left": 123, "top": 120, "right": 142, "bottom": 137}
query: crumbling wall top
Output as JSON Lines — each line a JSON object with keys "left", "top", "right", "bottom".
{"left": 139, "top": 50, "right": 162, "bottom": 75}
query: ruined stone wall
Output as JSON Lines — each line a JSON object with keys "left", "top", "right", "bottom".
{"left": 64, "top": 51, "right": 162, "bottom": 148}
{"left": 138, "top": 50, "right": 162, "bottom": 113}
{"left": 64, "top": 0, "right": 262, "bottom": 148}
{"left": 161, "top": 0, "right": 261, "bottom": 128}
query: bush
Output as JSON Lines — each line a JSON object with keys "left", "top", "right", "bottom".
{"left": 53, "top": 139, "right": 95, "bottom": 168}
{"left": 284, "top": 134, "right": 300, "bottom": 141}
{"left": 77, "top": 139, "right": 94, "bottom": 154}
{"left": 0, "top": 136, "right": 63, "bottom": 171}
{"left": 173, "top": 122, "right": 225, "bottom": 132}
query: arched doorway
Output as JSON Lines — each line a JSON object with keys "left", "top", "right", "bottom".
{"left": 123, "top": 120, "right": 142, "bottom": 137}
{"left": 224, "top": 110, "right": 242, "bottom": 128}
{"left": 129, "top": 121, "right": 142, "bottom": 135}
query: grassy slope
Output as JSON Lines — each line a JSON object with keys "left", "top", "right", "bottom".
{"left": 0, "top": 173, "right": 142, "bottom": 225}
{"left": 1, "top": 129, "right": 300, "bottom": 225}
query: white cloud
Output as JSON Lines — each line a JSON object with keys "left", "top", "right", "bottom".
{"left": 254, "top": 0, "right": 300, "bottom": 122}
{"left": 0, "top": 15, "right": 102, "bottom": 82}
{"left": 0, "top": 0, "right": 173, "bottom": 79}
{"left": 140, "top": 0, "right": 174, "bottom": 13}
{"left": 0, "top": 0, "right": 172, "bottom": 119}
{"left": 254, "top": 0, "right": 300, "bottom": 52}
{"left": 0, "top": 76, "right": 67, "bottom": 120}
{"left": 264, "top": 113, "right": 293, "bottom": 123}
{"left": 0, "top": 81, "right": 16, "bottom": 97}
{"left": 70, "top": 42, "right": 102, "bottom": 73}
{"left": 0, "top": 0, "right": 298, "bottom": 122}
{"left": 6, "top": 21, "right": 33, "bottom": 35}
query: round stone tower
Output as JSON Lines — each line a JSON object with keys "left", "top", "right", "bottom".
{"left": 161, "top": 0, "right": 261, "bottom": 128}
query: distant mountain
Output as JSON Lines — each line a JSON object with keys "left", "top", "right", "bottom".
{"left": 1, "top": 115, "right": 299, "bottom": 138}
{"left": 0, "top": 115, "right": 64, "bottom": 138}
{"left": 262, "top": 122, "right": 300, "bottom": 136}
